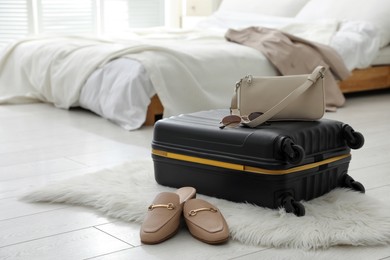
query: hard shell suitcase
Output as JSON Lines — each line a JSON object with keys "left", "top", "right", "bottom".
{"left": 151, "top": 110, "right": 365, "bottom": 216}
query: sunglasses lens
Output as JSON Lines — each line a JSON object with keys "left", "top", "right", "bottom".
{"left": 220, "top": 115, "right": 241, "bottom": 128}
{"left": 248, "top": 112, "right": 263, "bottom": 121}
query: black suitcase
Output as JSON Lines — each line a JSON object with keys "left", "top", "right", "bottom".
{"left": 151, "top": 110, "right": 365, "bottom": 216}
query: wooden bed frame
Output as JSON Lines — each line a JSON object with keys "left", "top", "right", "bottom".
{"left": 144, "top": 65, "right": 390, "bottom": 126}
{"left": 338, "top": 65, "right": 390, "bottom": 93}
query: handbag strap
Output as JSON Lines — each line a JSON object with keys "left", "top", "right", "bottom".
{"left": 230, "top": 66, "right": 326, "bottom": 128}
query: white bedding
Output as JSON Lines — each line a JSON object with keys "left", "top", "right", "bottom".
{"left": 80, "top": 58, "right": 155, "bottom": 130}
{"left": 198, "top": 11, "right": 381, "bottom": 70}
{"left": 0, "top": 14, "right": 382, "bottom": 130}
{"left": 0, "top": 32, "right": 277, "bottom": 129}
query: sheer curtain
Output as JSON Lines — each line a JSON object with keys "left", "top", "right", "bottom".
{"left": 0, "top": 0, "right": 166, "bottom": 48}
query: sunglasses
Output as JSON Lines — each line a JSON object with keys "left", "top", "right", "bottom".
{"left": 219, "top": 112, "right": 263, "bottom": 129}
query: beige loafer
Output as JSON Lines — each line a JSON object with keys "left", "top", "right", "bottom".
{"left": 140, "top": 187, "right": 196, "bottom": 244}
{"left": 183, "top": 199, "right": 229, "bottom": 244}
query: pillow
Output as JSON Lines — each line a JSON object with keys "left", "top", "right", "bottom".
{"left": 218, "top": 0, "right": 310, "bottom": 17}
{"left": 296, "top": 0, "right": 390, "bottom": 47}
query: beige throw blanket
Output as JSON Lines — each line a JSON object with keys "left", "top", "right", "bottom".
{"left": 225, "top": 27, "right": 351, "bottom": 110}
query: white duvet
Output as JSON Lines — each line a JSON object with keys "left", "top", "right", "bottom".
{"left": 0, "top": 33, "right": 277, "bottom": 129}
{"left": 0, "top": 16, "right": 381, "bottom": 130}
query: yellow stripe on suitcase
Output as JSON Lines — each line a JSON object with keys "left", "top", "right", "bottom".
{"left": 152, "top": 149, "right": 351, "bottom": 175}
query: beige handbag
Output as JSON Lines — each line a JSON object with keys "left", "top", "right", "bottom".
{"left": 229, "top": 66, "right": 326, "bottom": 128}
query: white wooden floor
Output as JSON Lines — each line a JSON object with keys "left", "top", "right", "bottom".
{"left": 1, "top": 90, "right": 390, "bottom": 260}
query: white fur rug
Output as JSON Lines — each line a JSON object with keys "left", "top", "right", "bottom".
{"left": 21, "top": 160, "right": 390, "bottom": 250}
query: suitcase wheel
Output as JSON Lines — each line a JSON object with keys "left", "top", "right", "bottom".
{"left": 281, "top": 194, "right": 306, "bottom": 217}
{"left": 282, "top": 139, "right": 305, "bottom": 165}
{"left": 344, "top": 175, "right": 365, "bottom": 193}
{"left": 342, "top": 125, "right": 365, "bottom": 149}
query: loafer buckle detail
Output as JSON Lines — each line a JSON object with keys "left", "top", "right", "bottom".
{"left": 148, "top": 203, "right": 175, "bottom": 210}
{"left": 188, "top": 207, "right": 217, "bottom": 216}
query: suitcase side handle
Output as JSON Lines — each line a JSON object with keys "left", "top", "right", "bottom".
{"left": 342, "top": 124, "right": 365, "bottom": 149}
{"left": 281, "top": 138, "right": 305, "bottom": 165}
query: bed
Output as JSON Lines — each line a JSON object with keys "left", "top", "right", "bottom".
{"left": 0, "top": 0, "right": 389, "bottom": 130}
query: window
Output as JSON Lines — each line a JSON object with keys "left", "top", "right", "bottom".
{"left": 127, "top": 0, "right": 164, "bottom": 28}
{"left": 0, "top": 0, "right": 33, "bottom": 47}
{"left": 0, "top": 0, "right": 166, "bottom": 48}
{"left": 102, "top": 0, "right": 165, "bottom": 33}
{"left": 37, "top": 0, "right": 97, "bottom": 35}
